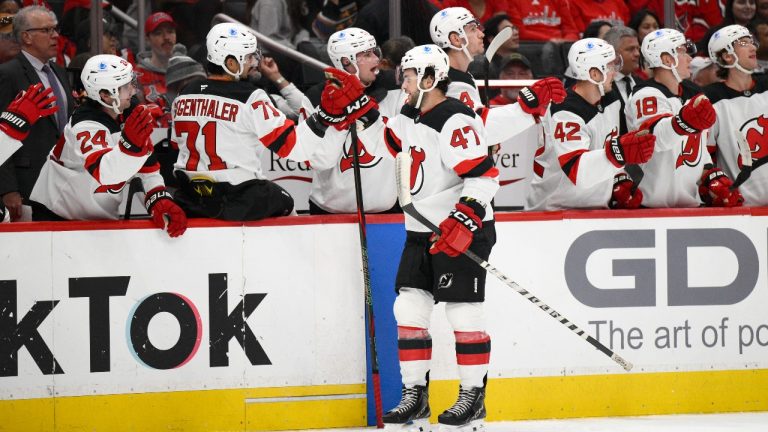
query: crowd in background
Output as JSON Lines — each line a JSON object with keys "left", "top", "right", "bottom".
{"left": 0, "top": 0, "right": 767, "bottom": 223}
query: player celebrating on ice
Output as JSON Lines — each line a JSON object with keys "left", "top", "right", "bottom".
{"left": 172, "top": 23, "right": 341, "bottom": 220}
{"left": 429, "top": 7, "right": 567, "bottom": 146}
{"left": 626, "top": 28, "right": 742, "bottom": 208}
{"left": 526, "top": 38, "right": 657, "bottom": 211}
{"left": 335, "top": 44, "right": 498, "bottom": 431}
{"left": 29, "top": 54, "right": 187, "bottom": 237}
{"left": 0, "top": 84, "right": 58, "bottom": 222}
{"left": 704, "top": 24, "right": 768, "bottom": 206}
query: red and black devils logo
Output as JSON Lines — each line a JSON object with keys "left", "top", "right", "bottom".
{"left": 603, "top": 128, "right": 619, "bottom": 150}
{"left": 409, "top": 147, "right": 426, "bottom": 194}
{"left": 675, "top": 133, "right": 703, "bottom": 168}
{"left": 339, "top": 138, "right": 381, "bottom": 173}
{"left": 739, "top": 115, "right": 768, "bottom": 168}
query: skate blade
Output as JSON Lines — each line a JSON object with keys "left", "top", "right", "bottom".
{"left": 438, "top": 419, "right": 485, "bottom": 432}
{"left": 384, "top": 418, "right": 432, "bottom": 432}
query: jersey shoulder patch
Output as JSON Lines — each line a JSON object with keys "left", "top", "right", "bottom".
{"left": 418, "top": 98, "right": 476, "bottom": 132}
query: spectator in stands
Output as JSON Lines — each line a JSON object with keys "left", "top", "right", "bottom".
{"left": 68, "top": 12, "right": 119, "bottom": 70}
{"left": 0, "top": 0, "right": 18, "bottom": 14}
{"left": 507, "top": 0, "right": 579, "bottom": 42}
{"left": 489, "top": 53, "right": 534, "bottom": 105}
{"left": 700, "top": 0, "right": 757, "bottom": 54}
{"left": 756, "top": 19, "right": 768, "bottom": 72}
{"left": 0, "top": 5, "right": 74, "bottom": 221}
{"left": 483, "top": 14, "right": 519, "bottom": 58}
{"left": 431, "top": 0, "right": 508, "bottom": 23}
{"left": 135, "top": 12, "right": 186, "bottom": 106}
{"left": 0, "top": 12, "right": 19, "bottom": 63}
{"left": 312, "top": 0, "right": 359, "bottom": 41}
{"left": 690, "top": 56, "right": 720, "bottom": 85}
{"left": 571, "top": 0, "right": 630, "bottom": 32}
{"left": 379, "top": 35, "right": 415, "bottom": 87}
{"left": 249, "top": 0, "right": 310, "bottom": 48}
{"left": 603, "top": 26, "right": 641, "bottom": 103}
{"left": 583, "top": 20, "right": 613, "bottom": 39}
{"left": 759, "top": 0, "right": 768, "bottom": 20}
{"left": 356, "top": 0, "right": 438, "bottom": 45}
{"left": 629, "top": 8, "right": 660, "bottom": 43}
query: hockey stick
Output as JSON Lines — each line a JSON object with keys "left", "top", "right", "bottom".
{"left": 394, "top": 152, "right": 634, "bottom": 372}
{"left": 482, "top": 26, "right": 513, "bottom": 106}
{"left": 123, "top": 177, "right": 144, "bottom": 220}
{"left": 731, "top": 132, "right": 754, "bottom": 190}
{"left": 350, "top": 123, "right": 384, "bottom": 428}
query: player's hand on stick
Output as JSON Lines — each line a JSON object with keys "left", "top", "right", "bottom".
{"left": 609, "top": 173, "right": 643, "bottom": 209}
{"left": 674, "top": 94, "right": 715, "bottom": 135}
{"left": 606, "top": 129, "right": 656, "bottom": 167}
{"left": 145, "top": 187, "right": 188, "bottom": 237}
{"left": 517, "top": 77, "right": 566, "bottom": 117}
{"left": 699, "top": 165, "right": 743, "bottom": 207}
{"left": 120, "top": 105, "right": 155, "bottom": 156}
{"left": 430, "top": 198, "right": 484, "bottom": 257}
{"left": 0, "top": 83, "right": 57, "bottom": 140}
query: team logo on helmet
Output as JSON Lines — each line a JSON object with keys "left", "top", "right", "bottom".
{"left": 229, "top": 27, "right": 238, "bottom": 36}
{"left": 423, "top": 46, "right": 432, "bottom": 53}
{"left": 440, "top": 10, "right": 448, "bottom": 18}
{"left": 99, "top": 62, "right": 107, "bottom": 70}
{"left": 586, "top": 42, "right": 595, "bottom": 50}
{"left": 338, "top": 32, "right": 346, "bottom": 39}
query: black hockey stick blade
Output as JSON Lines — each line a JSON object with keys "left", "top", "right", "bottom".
{"left": 394, "top": 152, "right": 634, "bottom": 372}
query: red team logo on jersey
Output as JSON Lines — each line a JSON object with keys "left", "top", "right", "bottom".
{"left": 740, "top": 115, "right": 768, "bottom": 168}
{"left": 675, "top": 134, "right": 703, "bottom": 168}
{"left": 339, "top": 139, "right": 381, "bottom": 173}
{"left": 409, "top": 147, "right": 426, "bottom": 194}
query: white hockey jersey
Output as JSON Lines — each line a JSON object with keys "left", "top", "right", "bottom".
{"left": 447, "top": 67, "right": 538, "bottom": 146}
{"left": 173, "top": 79, "right": 323, "bottom": 185}
{"left": 625, "top": 80, "right": 712, "bottom": 208}
{"left": 526, "top": 88, "right": 625, "bottom": 211}
{"left": 358, "top": 97, "right": 499, "bottom": 232}
{"left": 704, "top": 77, "right": 768, "bottom": 206}
{"left": 0, "top": 132, "right": 22, "bottom": 166}
{"left": 298, "top": 77, "right": 405, "bottom": 213}
{"left": 30, "top": 101, "right": 164, "bottom": 220}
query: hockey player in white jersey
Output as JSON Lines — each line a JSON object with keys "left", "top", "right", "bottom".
{"left": 626, "top": 28, "right": 743, "bottom": 208}
{"left": 29, "top": 55, "right": 187, "bottom": 237}
{"left": 526, "top": 38, "right": 657, "bottom": 211}
{"left": 172, "top": 23, "right": 336, "bottom": 220}
{"left": 350, "top": 44, "right": 497, "bottom": 431}
{"left": 429, "top": 7, "right": 567, "bottom": 145}
{"left": 704, "top": 24, "right": 768, "bottom": 206}
{"left": 0, "top": 83, "right": 57, "bottom": 222}
{"left": 298, "top": 28, "right": 404, "bottom": 214}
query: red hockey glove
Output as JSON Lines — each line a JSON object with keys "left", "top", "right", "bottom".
{"left": 699, "top": 165, "right": 744, "bottom": 207}
{"left": 674, "top": 94, "right": 715, "bottom": 135}
{"left": 606, "top": 129, "right": 656, "bottom": 167}
{"left": 430, "top": 198, "right": 485, "bottom": 257}
{"left": 609, "top": 173, "right": 643, "bottom": 209}
{"left": 120, "top": 105, "right": 154, "bottom": 156}
{"left": 517, "top": 77, "right": 566, "bottom": 117}
{"left": 145, "top": 187, "right": 188, "bottom": 237}
{"left": 322, "top": 67, "right": 378, "bottom": 129}
{"left": 0, "top": 83, "right": 57, "bottom": 141}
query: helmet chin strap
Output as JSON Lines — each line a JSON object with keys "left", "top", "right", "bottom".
{"left": 224, "top": 58, "right": 245, "bottom": 80}
{"left": 661, "top": 54, "right": 682, "bottom": 83}
{"left": 587, "top": 72, "right": 608, "bottom": 97}
{"left": 414, "top": 78, "right": 438, "bottom": 109}
{"left": 96, "top": 92, "right": 122, "bottom": 114}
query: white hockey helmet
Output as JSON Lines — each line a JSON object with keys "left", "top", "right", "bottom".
{"left": 567, "top": 38, "right": 617, "bottom": 95}
{"left": 206, "top": 22, "right": 260, "bottom": 79}
{"left": 642, "top": 28, "right": 695, "bottom": 82}
{"left": 401, "top": 44, "right": 450, "bottom": 108}
{"left": 81, "top": 54, "right": 135, "bottom": 114}
{"left": 430, "top": 7, "right": 478, "bottom": 61}
{"left": 327, "top": 27, "right": 381, "bottom": 77}
{"left": 708, "top": 24, "right": 757, "bottom": 75}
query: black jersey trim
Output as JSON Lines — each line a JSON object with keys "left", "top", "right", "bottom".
{"left": 70, "top": 100, "right": 121, "bottom": 133}
{"left": 448, "top": 67, "right": 476, "bottom": 87}
{"left": 178, "top": 78, "right": 259, "bottom": 104}
{"left": 417, "top": 98, "right": 476, "bottom": 132}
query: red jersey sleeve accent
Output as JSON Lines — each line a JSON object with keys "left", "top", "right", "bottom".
{"left": 454, "top": 155, "right": 499, "bottom": 178}
{"left": 139, "top": 162, "right": 161, "bottom": 174}
{"left": 558, "top": 148, "right": 587, "bottom": 185}
{"left": 260, "top": 120, "right": 298, "bottom": 158}
{"left": 84, "top": 148, "right": 112, "bottom": 183}
{"left": 384, "top": 127, "right": 402, "bottom": 157}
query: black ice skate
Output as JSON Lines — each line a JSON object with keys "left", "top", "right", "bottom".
{"left": 383, "top": 384, "right": 431, "bottom": 431}
{"left": 437, "top": 384, "right": 486, "bottom": 431}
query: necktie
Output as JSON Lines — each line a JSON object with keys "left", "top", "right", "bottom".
{"left": 622, "top": 76, "right": 633, "bottom": 98}
{"left": 42, "top": 63, "right": 66, "bottom": 132}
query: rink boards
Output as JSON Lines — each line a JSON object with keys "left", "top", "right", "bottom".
{"left": 1, "top": 208, "right": 767, "bottom": 431}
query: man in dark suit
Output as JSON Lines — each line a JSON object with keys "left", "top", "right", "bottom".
{"left": 0, "top": 5, "right": 73, "bottom": 221}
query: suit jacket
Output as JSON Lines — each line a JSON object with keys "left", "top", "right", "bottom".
{"left": 0, "top": 52, "right": 74, "bottom": 201}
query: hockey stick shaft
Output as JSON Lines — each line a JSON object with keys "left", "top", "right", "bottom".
{"left": 731, "top": 132, "right": 754, "bottom": 190}
{"left": 482, "top": 26, "right": 513, "bottom": 108}
{"left": 123, "top": 177, "right": 143, "bottom": 220}
{"left": 394, "top": 152, "right": 633, "bottom": 372}
{"left": 350, "top": 124, "right": 384, "bottom": 428}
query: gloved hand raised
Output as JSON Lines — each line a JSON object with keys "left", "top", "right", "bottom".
{"left": 0, "top": 83, "right": 57, "bottom": 140}
{"left": 145, "top": 187, "right": 188, "bottom": 237}
{"left": 517, "top": 77, "right": 566, "bottom": 117}
{"left": 674, "top": 94, "right": 715, "bottom": 135}
{"left": 606, "top": 129, "right": 656, "bottom": 167}
{"left": 429, "top": 198, "right": 485, "bottom": 257}
{"left": 120, "top": 105, "right": 155, "bottom": 156}
{"left": 318, "top": 68, "right": 378, "bottom": 129}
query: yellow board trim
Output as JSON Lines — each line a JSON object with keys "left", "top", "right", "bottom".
{"left": 2, "top": 370, "right": 768, "bottom": 431}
